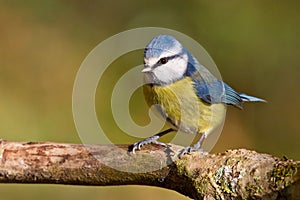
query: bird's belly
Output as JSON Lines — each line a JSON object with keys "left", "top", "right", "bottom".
{"left": 143, "top": 78, "right": 226, "bottom": 134}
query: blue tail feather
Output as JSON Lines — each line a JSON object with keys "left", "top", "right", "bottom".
{"left": 239, "top": 93, "right": 267, "bottom": 103}
{"left": 223, "top": 83, "right": 266, "bottom": 108}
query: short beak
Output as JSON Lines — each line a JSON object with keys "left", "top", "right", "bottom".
{"left": 141, "top": 67, "right": 152, "bottom": 73}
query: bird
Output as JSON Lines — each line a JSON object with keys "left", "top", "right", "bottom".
{"left": 130, "top": 35, "right": 266, "bottom": 156}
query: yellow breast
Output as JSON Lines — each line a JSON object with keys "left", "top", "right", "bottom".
{"left": 143, "top": 77, "right": 226, "bottom": 134}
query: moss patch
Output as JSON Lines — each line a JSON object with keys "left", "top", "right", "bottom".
{"left": 270, "top": 161, "right": 299, "bottom": 189}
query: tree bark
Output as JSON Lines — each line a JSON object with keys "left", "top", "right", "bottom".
{"left": 0, "top": 139, "right": 298, "bottom": 200}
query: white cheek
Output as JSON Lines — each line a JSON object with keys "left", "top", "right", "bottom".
{"left": 153, "top": 58, "right": 187, "bottom": 84}
{"left": 170, "top": 58, "right": 188, "bottom": 76}
{"left": 153, "top": 67, "right": 173, "bottom": 84}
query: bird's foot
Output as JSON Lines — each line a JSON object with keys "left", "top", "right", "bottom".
{"left": 179, "top": 133, "right": 206, "bottom": 158}
{"left": 131, "top": 135, "right": 168, "bottom": 154}
{"left": 179, "top": 145, "right": 204, "bottom": 158}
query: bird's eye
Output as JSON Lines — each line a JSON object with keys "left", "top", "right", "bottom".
{"left": 158, "top": 57, "right": 168, "bottom": 65}
{"left": 143, "top": 60, "right": 146, "bottom": 65}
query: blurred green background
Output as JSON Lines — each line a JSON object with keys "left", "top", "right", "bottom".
{"left": 0, "top": 1, "right": 299, "bottom": 199}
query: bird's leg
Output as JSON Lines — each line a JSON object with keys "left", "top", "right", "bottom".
{"left": 130, "top": 128, "right": 174, "bottom": 154}
{"left": 179, "top": 133, "right": 206, "bottom": 158}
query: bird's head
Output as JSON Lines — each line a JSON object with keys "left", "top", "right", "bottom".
{"left": 143, "top": 35, "right": 189, "bottom": 85}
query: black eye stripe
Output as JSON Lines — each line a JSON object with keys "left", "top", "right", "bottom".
{"left": 156, "top": 54, "right": 180, "bottom": 66}
{"left": 146, "top": 53, "right": 183, "bottom": 70}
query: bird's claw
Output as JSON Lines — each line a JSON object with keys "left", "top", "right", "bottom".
{"left": 131, "top": 136, "right": 167, "bottom": 154}
{"left": 179, "top": 146, "right": 204, "bottom": 158}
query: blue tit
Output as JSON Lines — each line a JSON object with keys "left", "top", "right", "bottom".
{"left": 131, "top": 35, "right": 266, "bottom": 156}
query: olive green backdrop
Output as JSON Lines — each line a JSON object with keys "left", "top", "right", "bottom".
{"left": 0, "top": 1, "right": 299, "bottom": 200}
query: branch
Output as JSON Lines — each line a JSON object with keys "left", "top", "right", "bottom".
{"left": 0, "top": 139, "right": 298, "bottom": 199}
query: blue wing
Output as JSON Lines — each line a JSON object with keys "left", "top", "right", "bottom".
{"left": 184, "top": 51, "right": 265, "bottom": 108}
{"left": 193, "top": 80, "right": 225, "bottom": 103}
{"left": 193, "top": 79, "right": 266, "bottom": 109}
{"left": 194, "top": 80, "right": 243, "bottom": 108}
